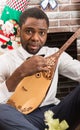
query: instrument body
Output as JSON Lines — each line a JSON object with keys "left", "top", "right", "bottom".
{"left": 7, "top": 28, "right": 80, "bottom": 114}
{"left": 7, "top": 73, "right": 52, "bottom": 114}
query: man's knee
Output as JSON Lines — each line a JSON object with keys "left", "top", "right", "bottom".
{"left": 0, "top": 104, "right": 39, "bottom": 130}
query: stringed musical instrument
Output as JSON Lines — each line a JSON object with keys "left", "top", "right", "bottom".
{"left": 7, "top": 28, "right": 80, "bottom": 114}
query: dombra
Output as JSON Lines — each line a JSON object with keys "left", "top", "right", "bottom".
{"left": 7, "top": 28, "right": 80, "bottom": 114}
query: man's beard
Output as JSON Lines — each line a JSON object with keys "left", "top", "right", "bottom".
{"left": 22, "top": 43, "right": 42, "bottom": 55}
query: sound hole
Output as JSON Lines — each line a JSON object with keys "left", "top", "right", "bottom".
{"left": 35, "top": 73, "right": 41, "bottom": 78}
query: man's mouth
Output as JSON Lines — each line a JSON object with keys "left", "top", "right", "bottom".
{"left": 28, "top": 44, "right": 39, "bottom": 50}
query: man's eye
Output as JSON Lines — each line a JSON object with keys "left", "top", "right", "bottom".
{"left": 39, "top": 31, "right": 45, "bottom": 36}
{"left": 26, "top": 30, "right": 32, "bottom": 35}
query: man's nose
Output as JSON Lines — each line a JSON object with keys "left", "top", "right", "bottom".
{"left": 32, "top": 33, "right": 40, "bottom": 41}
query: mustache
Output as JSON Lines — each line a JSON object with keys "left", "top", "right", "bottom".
{"left": 28, "top": 42, "right": 41, "bottom": 47}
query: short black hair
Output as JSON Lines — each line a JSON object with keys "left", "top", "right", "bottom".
{"left": 19, "top": 7, "right": 49, "bottom": 27}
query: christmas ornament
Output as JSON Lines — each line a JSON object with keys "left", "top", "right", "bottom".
{"left": 0, "top": 0, "right": 30, "bottom": 51}
{"left": 0, "top": 0, "right": 30, "bottom": 23}
{"left": 0, "top": 19, "right": 19, "bottom": 49}
{"left": 40, "top": 0, "right": 58, "bottom": 10}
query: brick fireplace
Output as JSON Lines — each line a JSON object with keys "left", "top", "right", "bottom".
{"left": 28, "top": 0, "right": 80, "bottom": 33}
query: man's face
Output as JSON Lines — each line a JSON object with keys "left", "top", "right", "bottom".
{"left": 20, "top": 17, "right": 48, "bottom": 54}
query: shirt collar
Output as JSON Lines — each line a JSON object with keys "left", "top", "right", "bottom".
{"left": 18, "top": 46, "right": 46, "bottom": 60}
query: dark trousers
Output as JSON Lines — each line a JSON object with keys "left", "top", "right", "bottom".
{"left": 0, "top": 85, "right": 80, "bottom": 130}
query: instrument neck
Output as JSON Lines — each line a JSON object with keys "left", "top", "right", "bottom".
{"left": 57, "top": 28, "right": 80, "bottom": 56}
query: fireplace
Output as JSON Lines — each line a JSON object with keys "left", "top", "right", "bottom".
{"left": 45, "top": 32, "right": 79, "bottom": 99}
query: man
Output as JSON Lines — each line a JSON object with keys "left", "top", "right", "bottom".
{"left": 0, "top": 7, "right": 80, "bottom": 130}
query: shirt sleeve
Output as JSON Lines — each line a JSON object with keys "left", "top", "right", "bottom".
{"left": 58, "top": 51, "right": 80, "bottom": 82}
{"left": 0, "top": 81, "right": 13, "bottom": 103}
{"left": 0, "top": 54, "right": 14, "bottom": 103}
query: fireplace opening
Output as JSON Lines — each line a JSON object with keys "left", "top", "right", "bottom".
{"left": 45, "top": 32, "right": 77, "bottom": 59}
{"left": 45, "top": 32, "right": 79, "bottom": 99}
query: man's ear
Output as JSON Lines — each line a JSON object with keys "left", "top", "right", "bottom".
{"left": 16, "top": 27, "right": 20, "bottom": 37}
